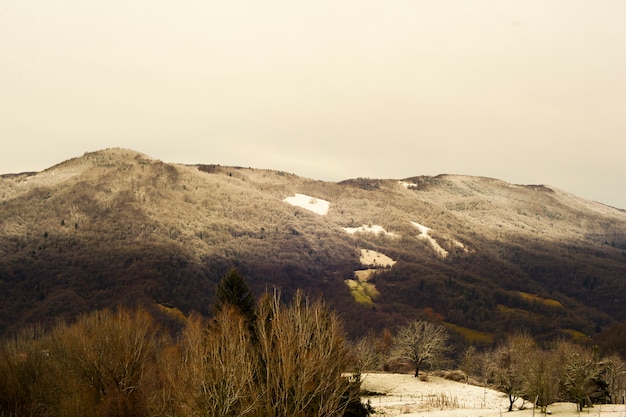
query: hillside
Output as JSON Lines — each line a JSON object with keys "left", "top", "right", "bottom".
{"left": 360, "top": 372, "right": 626, "bottom": 416}
{"left": 1, "top": 148, "right": 626, "bottom": 345}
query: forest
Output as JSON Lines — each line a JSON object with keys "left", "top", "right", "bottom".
{"left": 2, "top": 149, "right": 626, "bottom": 416}
{"left": 2, "top": 149, "right": 626, "bottom": 345}
{"left": 1, "top": 269, "right": 625, "bottom": 417}
{"left": 0, "top": 276, "right": 366, "bottom": 417}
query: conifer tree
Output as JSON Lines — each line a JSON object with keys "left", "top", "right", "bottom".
{"left": 213, "top": 268, "right": 256, "bottom": 323}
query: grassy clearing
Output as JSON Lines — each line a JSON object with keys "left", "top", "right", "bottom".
{"left": 156, "top": 303, "right": 187, "bottom": 322}
{"left": 345, "top": 279, "right": 379, "bottom": 305}
{"left": 354, "top": 269, "right": 377, "bottom": 282}
{"left": 562, "top": 328, "right": 588, "bottom": 340}
{"left": 444, "top": 322, "right": 495, "bottom": 345}
{"left": 515, "top": 291, "right": 563, "bottom": 308}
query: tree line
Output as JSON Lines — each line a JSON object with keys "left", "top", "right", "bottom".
{"left": 2, "top": 268, "right": 625, "bottom": 416}
{"left": 354, "top": 322, "right": 626, "bottom": 414}
{"left": 461, "top": 333, "right": 626, "bottom": 412}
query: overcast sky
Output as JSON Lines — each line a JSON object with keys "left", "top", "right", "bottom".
{"left": 1, "top": 1, "right": 625, "bottom": 209}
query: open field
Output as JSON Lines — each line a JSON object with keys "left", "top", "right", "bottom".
{"left": 361, "top": 373, "right": 626, "bottom": 417}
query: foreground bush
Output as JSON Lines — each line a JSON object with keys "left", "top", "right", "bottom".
{"left": 0, "top": 293, "right": 360, "bottom": 417}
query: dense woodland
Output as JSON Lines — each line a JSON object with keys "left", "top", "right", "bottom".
{"left": 1, "top": 148, "right": 626, "bottom": 359}
{"left": 0, "top": 274, "right": 368, "bottom": 417}
{"left": 2, "top": 269, "right": 626, "bottom": 416}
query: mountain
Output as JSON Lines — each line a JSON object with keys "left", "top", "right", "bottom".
{"left": 1, "top": 148, "right": 626, "bottom": 346}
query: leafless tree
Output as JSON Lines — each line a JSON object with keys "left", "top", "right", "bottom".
{"left": 601, "top": 354, "right": 626, "bottom": 404}
{"left": 348, "top": 335, "right": 381, "bottom": 383}
{"left": 487, "top": 333, "right": 535, "bottom": 411}
{"left": 556, "top": 341, "right": 603, "bottom": 412}
{"left": 254, "top": 289, "right": 354, "bottom": 417}
{"left": 50, "top": 307, "right": 162, "bottom": 417}
{"left": 176, "top": 308, "right": 258, "bottom": 417}
{"left": 391, "top": 319, "right": 448, "bottom": 378}
{"left": 459, "top": 345, "right": 478, "bottom": 384}
{"left": 0, "top": 325, "right": 57, "bottom": 416}
{"left": 524, "top": 347, "right": 560, "bottom": 413}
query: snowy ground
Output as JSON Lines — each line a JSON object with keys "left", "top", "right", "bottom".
{"left": 399, "top": 181, "right": 417, "bottom": 189}
{"left": 281, "top": 192, "right": 464, "bottom": 262}
{"left": 344, "top": 224, "right": 399, "bottom": 238}
{"left": 410, "top": 221, "right": 449, "bottom": 258}
{"left": 360, "top": 373, "right": 626, "bottom": 417}
{"left": 283, "top": 193, "right": 330, "bottom": 215}
{"left": 359, "top": 249, "right": 396, "bottom": 268}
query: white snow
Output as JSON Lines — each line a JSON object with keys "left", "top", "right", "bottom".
{"left": 359, "top": 249, "right": 396, "bottom": 268}
{"left": 343, "top": 224, "right": 398, "bottom": 237}
{"left": 360, "top": 372, "right": 624, "bottom": 417}
{"left": 399, "top": 181, "right": 417, "bottom": 189}
{"left": 411, "top": 221, "right": 449, "bottom": 258}
{"left": 283, "top": 193, "right": 330, "bottom": 215}
{"left": 341, "top": 220, "right": 467, "bottom": 259}
{"left": 411, "top": 221, "right": 431, "bottom": 235}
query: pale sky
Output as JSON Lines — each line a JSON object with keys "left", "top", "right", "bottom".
{"left": 1, "top": 1, "right": 625, "bottom": 209}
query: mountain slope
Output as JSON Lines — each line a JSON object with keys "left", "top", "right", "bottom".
{"left": 1, "top": 148, "right": 625, "bottom": 343}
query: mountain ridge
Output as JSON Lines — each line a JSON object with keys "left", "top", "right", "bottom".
{"left": 1, "top": 148, "right": 625, "bottom": 347}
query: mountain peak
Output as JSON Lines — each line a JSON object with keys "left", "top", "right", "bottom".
{"left": 1, "top": 149, "right": 625, "bottom": 344}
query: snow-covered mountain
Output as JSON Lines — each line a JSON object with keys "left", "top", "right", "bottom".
{"left": 1, "top": 148, "right": 625, "bottom": 345}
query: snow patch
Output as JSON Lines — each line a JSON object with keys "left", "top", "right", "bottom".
{"left": 411, "top": 221, "right": 449, "bottom": 258}
{"left": 361, "top": 373, "right": 529, "bottom": 417}
{"left": 343, "top": 224, "right": 398, "bottom": 237}
{"left": 399, "top": 181, "right": 417, "bottom": 189}
{"left": 411, "top": 221, "right": 431, "bottom": 236}
{"left": 283, "top": 193, "right": 329, "bottom": 215}
{"left": 359, "top": 372, "right": 622, "bottom": 417}
{"left": 360, "top": 249, "right": 396, "bottom": 268}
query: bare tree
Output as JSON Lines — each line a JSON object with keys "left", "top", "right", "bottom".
{"left": 601, "top": 354, "right": 626, "bottom": 405}
{"left": 488, "top": 333, "right": 535, "bottom": 411}
{"left": 348, "top": 335, "right": 380, "bottom": 383}
{"left": 174, "top": 290, "right": 356, "bottom": 417}
{"left": 391, "top": 320, "right": 448, "bottom": 378}
{"left": 524, "top": 347, "right": 560, "bottom": 413}
{"left": 459, "top": 345, "right": 478, "bottom": 384}
{"left": 51, "top": 307, "right": 162, "bottom": 416}
{"left": 254, "top": 289, "right": 354, "bottom": 417}
{"left": 556, "top": 341, "right": 603, "bottom": 412}
{"left": 0, "top": 325, "right": 57, "bottom": 416}
{"left": 176, "top": 308, "right": 257, "bottom": 417}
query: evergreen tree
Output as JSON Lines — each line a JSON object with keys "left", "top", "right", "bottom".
{"left": 213, "top": 268, "right": 256, "bottom": 323}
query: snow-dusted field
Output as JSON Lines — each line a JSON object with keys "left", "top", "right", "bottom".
{"left": 283, "top": 193, "right": 330, "bottom": 215}
{"left": 344, "top": 224, "right": 399, "bottom": 238}
{"left": 359, "top": 249, "right": 396, "bottom": 268}
{"left": 360, "top": 373, "right": 626, "bottom": 417}
{"left": 410, "top": 221, "right": 449, "bottom": 258}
